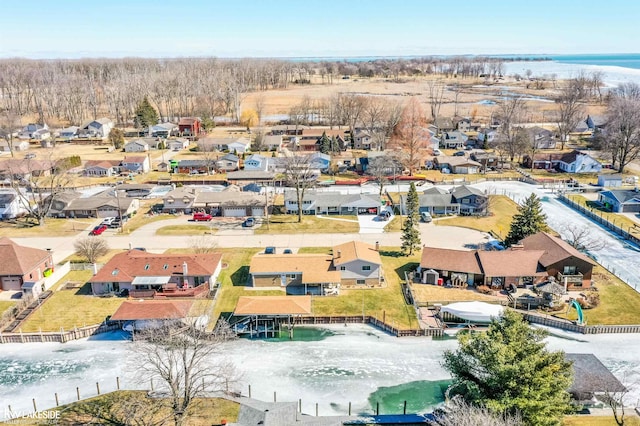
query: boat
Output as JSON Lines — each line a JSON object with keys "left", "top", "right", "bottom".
{"left": 440, "top": 301, "right": 504, "bottom": 323}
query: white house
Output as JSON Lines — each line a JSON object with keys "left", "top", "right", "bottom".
{"left": 124, "top": 139, "right": 150, "bottom": 152}
{"left": 198, "top": 137, "right": 251, "bottom": 154}
{"left": 353, "top": 130, "right": 374, "bottom": 150}
{"left": 557, "top": 151, "right": 602, "bottom": 173}
{"left": 121, "top": 155, "right": 150, "bottom": 174}
{"left": 58, "top": 126, "right": 79, "bottom": 140}
{"left": 0, "top": 189, "right": 26, "bottom": 219}
{"left": 0, "top": 140, "right": 30, "bottom": 152}
{"left": 149, "top": 122, "right": 178, "bottom": 138}
{"left": 332, "top": 241, "right": 383, "bottom": 287}
{"left": 81, "top": 118, "right": 113, "bottom": 139}
{"left": 18, "top": 123, "right": 49, "bottom": 140}
{"left": 167, "top": 138, "right": 190, "bottom": 151}
{"left": 441, "top": 131, "right": 468, "bottom": 149}
{"left": 262, "top": 135, "right": 283, "bottom": 151}
{"left": 477, "top": 129, "right": 497, "bottom": 144}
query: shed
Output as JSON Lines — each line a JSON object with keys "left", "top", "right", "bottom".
{"left": 597, "top": 174, "right": 623, "bottom": 188}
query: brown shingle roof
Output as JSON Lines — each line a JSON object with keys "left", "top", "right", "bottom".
{"left": 0, "top": 238, "right": 51, "bottom": 276}
{"left": 477, "top": 249, "right": 546, "bottom": 277}
{"left": 235, "top": 296, "right": 312, "bottom": 315}
{"left": 122, "top": 156, "right": 146, "bottom": 163}
{"left": 520, "top": 232, "right": 596, "bottom": 267}
{"left": 333, "top": 241, "right": 382, "bottom": 266}
{"left": 249, "top": 254, "right": 341, "bottom": 284}
{"left": 420, "top": 247, "right": 482, "bottom": 275}
{"left": 110, "top": 300, "right": 193, "bottom": 321}
{"left": 566, "top": 353, "right": 626, "bottom": 394}
{"left": 90, "top": 250, "right": 222, "bottom": 283}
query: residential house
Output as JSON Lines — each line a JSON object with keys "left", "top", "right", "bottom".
{"left": 586, "top": 115, "right": 607, "bottom": 132}
{"left": 434, "top": 156, "right": 482, "bottom": 174}
{"left": 477, "top": 129, "right": 498, "bottom": 145}
{"left": 167, "top": 138, "right": 190, "bottom": 151}
{"left": 407, "top": 185, "right": 488, "bottom": 216}
{"left": 195, "top": 186, "right": 267, "bottom": 217}
{"left": 0, "top": 238, "right": 54, "bottom": 292}
{"left": 419, "top": 246, "right": 546, "bottom": 289}
{"left": 63, "top": 194, "right": 139, "bottom": 218}
{"left": 565, "top": 354, "right": 626, "bottom": 404}
{"left": 46, "top": 191, "right": 82, "bottom": 218}
{"left": 527, "top": 126, "right": 557, "bottom": 149}
{"left": 121, "top": 155, "right": 150, "bottom": 174}
{"left": 90, "top": 249, "right": 222, "bottom": 297}
{"left": 149, "top": 122, "right": 178, "bottom": 138}
{"left": 433, "top": 117, "right": 456, "bottom": 133}
{"left": 162, "top": 187, "right": 197, "bottom": 213}
{"left": 309, "top": 152, "right": 331, "bottom": 172}
{"left": 215, "top": 153, "right": 240, "bottom": 172}
{"left": 520, "top": 232, "right": 595, "bottom": 288}
{"left": 451, "top": 185, "right": 488, "bottom": 215}
{"left": 440, "top": 131, "right": 468, "bottom": 149}
{"left": 0, "top": 159, "right": 53, "bottom": 180}
{"left": 80, "top": 118, "right": 113, "bottom": 139}
{"left": 244, "top": 154, "right": 271, "bottom": 172}
{"left": 178, "top": 117, "right": 201, "bottom": 137}
{"left": 298, "top": 129, "right": 347, "bottom": 151}
{"left": 18, "top": 123, "right": 49, "bottom": 140}
{"left": 470, "top": 151, "right": 500, "bottom": 171}
{"left": 332, "top": 241, "right": 383, "bottom": 287}
{"left": 598, "top": 188, "right": 640, "bottom": 213}
{"left": 226, "top": 170, "right": 276, "bottom": 184}
{"left": 198, "top": 137, "right": 251, "bottom": 154}
{"left": 262, "top": 135, "right": 283, "bottom": 151}
{"left": 0, "top": 189, "right": 26, "bottom": 219}
{"left": 249, "top": 254, "right": 341, "bottom": 295}
{"left": 285, "top": 191, "right": 380, "bottom": 216}
{"left": 58, "top": 126, "right": 79, "bottom": 140}
{"left": 0, "top": 139, "right": 30, "bottom": 153}
{"left": 270, "top": 124, "right": 308, "bottom": 136}
{"left": 84, "top": 160, "right": 120, "bottom": 177}
{"left": 522, "top": 150, "right": 603, "bottom": 173}
{"left": 113, "top": 184, "right": 156, "bottom": 198}
{"left": 597, "top": 174, "right": 623, "bottom": 188}
{"left": 175, "top": 159, "right": 210, "bottom": 174}
{"left": 124, "top": 139, "right": 150, "bottom": 153}
{"left": 352, "top": 130, "right": 375, "bottom": 150}
{"left": 455, "top": 118, "right": 481, "bottom": 133}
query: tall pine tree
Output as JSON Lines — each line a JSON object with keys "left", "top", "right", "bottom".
{"left": 134, "top": 96, "right": 159, "bottom": 129}
{"left": 504, "top": 193, "right": 547, "bottom": 246}
{"left": 401, "top": 182, "right": 421, "bottom": 255}
{"left": 318, "top": 131, "right": 331, "bottom": 154}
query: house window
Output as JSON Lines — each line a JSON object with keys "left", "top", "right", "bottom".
{"left": 289, "top": 274, "right": 297, "bottom": 279}
{"left": 362, "top": 265, "right": 371, "bottom": 271}
{"left": 563, "top": 266, "right": 577, "bottom": 275}
{"left": 356, "top": 279, "right": 366, "bottom": 285}
{"left": 340, "top": 266, "right": 346, "bottom": 271}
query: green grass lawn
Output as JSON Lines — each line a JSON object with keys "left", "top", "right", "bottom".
{"left": 254, "top": 215, "right": 359, "bottom": 234}
{"left": 383, "top": 216, "right": 402, "bottom": 232}
{"left": 124, "top": 211, "right": 178, "bottom": 233}
{"left": 311, "top": 247, "right": 418, "bottom": 329}
{"left": 567, "top": 194, "right": 640, "bottom": 235}
{"left": 435, "top": 195, "right": 518, "bottom": 239}
{"left": 552, "top": 266, "right": 640, "bottom": 325}
{"left": 30, "top": 391, "right": 239, "bottom": 426}
{"left": 563, "top": 416, "right": 640, "bottom": 426}
{"left": 0, "top": 301, "right": 16, "bottom": 316}
{"left": 156, "top": 225, "right": 216, "bottom": 235}
{"left": 0, "top": 217, "right": 95, "bottom": 238}
{"left": 20, "top": 270, "right": 123, "bottom": 332}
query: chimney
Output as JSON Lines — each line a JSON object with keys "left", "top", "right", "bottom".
{"left": 92, "top": 263, "right": 99, "bottom": 275}
{"left": 375, "top": 241, "right": 380, "bottom": 251}
{"left": 336, "top": 250, "right": 341, "bottom": 258}
{"left": 510, "top": 244, "right": 524, "bottom": 251}
{"left": 183, "top": 261, "right": 188, "bottom": 276}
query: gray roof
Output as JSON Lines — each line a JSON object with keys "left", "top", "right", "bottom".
{"left": 418, "top": 193, "right": 458, "bottom": 208}
{"left": 227, "top": 170, "right": 275, "bottom": 180}
{"left": 177, "top": 160, "right": 209, "bottom": 167}
{"left": 285, "top": 191, "right": 380, "bottom": 208}
{"left": 423, "top": 187, "right": 449, "bottom": 195}
{"left": 64, "top": 196, "right": 135, "bottom": 211}
{"left": 196, "top": 191, "right": 265, "bottom": 206}
{"left": 451, "top": 185, "right": 486, "bottom": 199}
{"left": 220, "top": 153, "right": 239, "bottom": 162}
{"left": 600, "top": 189, "right": 640, "bottom": 204}
{"left": 566, "top": 353, "right": 626, "bottom": 394}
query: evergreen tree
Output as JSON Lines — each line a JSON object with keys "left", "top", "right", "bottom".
{"left": 504, "top": 193, "right": 548, "bottom": 246}
{"left": 401, "top": 182, "right": 421, "bottom": 255}
{"left": 134, "top": 96, "right": 159, "bottom": 129}
{"left": 443, "top": 310, "right": 574, "bottom": 426}
{"left": 318, "top": 131, "right": 331, "bottom": 154}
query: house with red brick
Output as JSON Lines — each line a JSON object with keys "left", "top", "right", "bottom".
{"left": 178, "top": 117, "right": 201, "bottom": 137}
{"left": 90, "top": 250, "right": 222, "bottom": 297}
{"left": 0, "top": 238, "right": 54, "bottom": 292}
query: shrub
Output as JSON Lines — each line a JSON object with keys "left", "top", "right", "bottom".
{"left": 476, "top": 285, "right": 493, "bottom": 295}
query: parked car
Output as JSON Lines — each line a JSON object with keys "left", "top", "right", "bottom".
{"left": 453, "top": 151, "right": 466, "bottom": 156}
{"left": 283, "top": 249, "right": 293, "bottom": 254}
{"left": 109, "top": 218, "right": 122, "bottom": 229}
{"left": 25, "top": 153, "right": 37, "bottom": 159}
{"left": 89, "top": 225, "right": 108, "bottom": 236}
{"left": 264, "top": 246, "right": 276, "bottom": 254}
{"left": 193, "top": 212, "right": 212, "bottom": 221}
{"left": 101, "top": 217, "right": 116, "bottom": 226}
{"left": 420, "top": 211, "right": 433, "bottom": 223}
{"left": 243, "top": 217, "right": 256, "bottom": 227}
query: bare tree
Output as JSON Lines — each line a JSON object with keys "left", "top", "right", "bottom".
{"left": 429, "top": 396, "right": 524, "bottom": 426}
{"left": 390, "top": 98, "right": 430, "bottom": 175}
{"left": 253, "top": 92, "right": 266, "bottom": 125}
{"left": 281, "top": 154, "right": 317, "bottom": 223}
{"left": 338, "top": 93, "right": 367, "bottom": 147}
{"left": 366, "top": 154, "right": 403, "bottom": 196}
{"left": 188, "top": 235, "right": 218, "bottom": 253}
{"left": 426, "top": 79, "right": 446, "bottom": 123}
{"left": 555, "top": 79, "right": 585, "bottom": 150}
{"left": 74, "top": 237, "right": 109, "bottom": 264}
{"left": 0, "top": 110, "right": 21, "bottom": 158}
{"left": 495, "top": 96, "right": 528, "bottom": 162}
{"left": 559, "top": 222, "right": 608, "bottom": 251}
{"left": 133, "top": 323, "right": 238, "bottom": 426}
{"left": 601, "top": 378, "right": 636, "bottom": 426}
{"left": 603, "top": 84, "right": 640, "bottom": 172}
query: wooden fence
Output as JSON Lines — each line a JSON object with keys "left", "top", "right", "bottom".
{"left": 0, "top": 323, "right": 120, "bottom": 344}
{"left": 294, "top": 315, "right": 444, "bottom": 337}
{"left": 521, "top": 312, "right": 640, "bottom": 334}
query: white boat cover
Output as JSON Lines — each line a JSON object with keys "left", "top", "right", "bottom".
{"left": 441, "top": 301, "right": 504, "bottom": 323}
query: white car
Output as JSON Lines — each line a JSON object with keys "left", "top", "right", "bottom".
{"left": 101, "top": 217, "right": 116, "bottom": 226}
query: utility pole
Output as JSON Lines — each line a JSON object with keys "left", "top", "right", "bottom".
{"left": 265, "top": 181, "right": 270, "bottom": 230}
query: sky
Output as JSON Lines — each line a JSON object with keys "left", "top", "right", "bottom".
{"left": 0, "top": 0, "right": 638, "bottom": 59}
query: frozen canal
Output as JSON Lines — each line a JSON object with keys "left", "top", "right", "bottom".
{"left": 1, "top": 325, "right": 640, "bottom": 420}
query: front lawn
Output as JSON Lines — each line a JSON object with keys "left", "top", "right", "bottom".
{"left": 0, "top": 217, "right": 95, "bottom": 238}
{"left": 435, "top": 195, "right": 518, "bottom": 239}
{"left": 0, "top": 301, "right": 16, "bottom": 316}
{"left": 563, "top": 416, "right": 640, "bottom": 426}
{"left": 254, "top": 215, "right": 359, "bottom": 234}
{"left": 20, "top": 270, "right": 123, "bottom": 332}
{"left": 156, "top": 225, "right": 216, "bottom": 235}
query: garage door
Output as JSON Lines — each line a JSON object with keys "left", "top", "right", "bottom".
{"left": 223, "top": 207, "right": 246, "bottom": 217}
{"left": 1, "top": 277, "right": 22, "bottom": 291}
{"left": 98, "top": 209, "right": 119, "bottom": 218}
{"left": 251, "top": 207, "right": 265, "bottom": 217}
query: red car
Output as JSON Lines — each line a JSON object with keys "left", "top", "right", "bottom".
{"left": 89, "top": 225, "right": 108, "bottom": 236}
{"left": 192, "top": 212, "right": 212, "bottom": 222}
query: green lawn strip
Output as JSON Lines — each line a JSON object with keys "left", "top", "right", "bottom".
{"left": 28, "top": 391, "right": 239, "bottom": 426}
{"left": 0, "top": 218, "right": 95, "bottom": 238}
{"left": 410, "top": 285, "right": 497, "bottom": 304}
{"left": 567, "top": 194, "right": 639, "bottom": 234}
{"left": 156, "top": 225, "right": 216, "bottom": 235}
{"left": 383, "top": 216, "right": 402, "bottom": 232}
{"left": 0, "top": 301, "right": 16, "bottom": 316}
{"left": 552, "top": 266, "right": 640, "bottom": 325}
{"left": 123, "top": 213, "right": 178, "bottom": 233}
{"left": 20, "top": 270, "right": 123, "bottom": 332}
{"left": 563, "top": 415, "right": 640, "bottom": 426}
{"left": 435, "top": 195, "right": 518, "bottom": 239}
{"left": 312, "top": 247, "right": 419, "bottom": 330}
{"left": 254, "top": 215, "right": 359, "bottom": 234}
